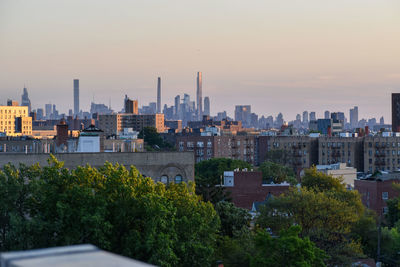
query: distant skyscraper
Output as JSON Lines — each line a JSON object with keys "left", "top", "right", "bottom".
{"left": 204, "top": 97, "right": 210, "bottom": 116}
{"left": 302, "top": 111, "right": 309, "bottom": 123}
{"left": 324, "top": 110, "right": 330, "bottom": 119}
{"left": 37, "top": 108, "right": 44, "bottom": 120}
{"left": 73, "top": 79, "right": 79, "bottom": 115}
{"left": 392, "top": 93, "right": 400, "bottom": 131}
{"left": 310, "top": 112, "right": 316, "bottom": 121}
{"left": 45, "top": 104, "right": 52, "bottom": 119}
{"left": 157, "top": 77, "right": 161, "bottom": 113}
{"left": 21, "top": 87, "right": 31, "bottom": 113}
{"left": 124, "top": 95, "right": 138, "bottom": 114}
{"left": 350, "top": 106, "right": 359, "bottom": 128}
{"left": 380, "top": 116, "right": 385, "bottom": 125}
{"left": 196, "top": 72, "right": 202, "bottom": 119}
{"left": 174, "top": 95, "right": 180, "bottom": 117}
{"left": 235, "top": 105, "right": 251, "bottom": 127}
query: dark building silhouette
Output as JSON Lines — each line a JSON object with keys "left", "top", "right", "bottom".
{"left": 157, "top": 77, "right": 161, "bottom": 113}
{"left": 196, "top": 72, "right": 202, "bottom": 120}
{"left": 124, "top": 95, "right": 138, "bottom": 114}
{"left": 392, "top": 93, "right": 400, "bottom": 132}
{"left": 73, "top": 79, "right": 79, "bottom": 115}
{"left": 21, "top": 87, "right": 31, "bottom": 113}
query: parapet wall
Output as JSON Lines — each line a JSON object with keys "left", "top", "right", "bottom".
{"left": 0, "top": 152, "right": 195, "bottom": 183}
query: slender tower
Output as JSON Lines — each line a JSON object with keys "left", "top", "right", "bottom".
{"left": 73, "top": 79, "right": 79, "bottom": 116}
{"left": 196, "top": 72, "right": 202, "bottom": 120}
{"left": 157, "top": 77, "right": 161, "bottom": 113}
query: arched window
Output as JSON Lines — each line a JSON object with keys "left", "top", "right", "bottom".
{"left": 161, "top": 175, "right": 168, "bottom": 184}
{"left": 175, "top": 175, "right": 182, "bottom": 183}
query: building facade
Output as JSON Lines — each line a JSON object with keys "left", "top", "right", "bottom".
{"left": 0, "top": 105, "right": 32, "bottom": 136}
{"left": 99, "top": 114, "right": 165, "bottom": 137}
{"left": 176, "top": 135, "right": 257, "bottom": 165}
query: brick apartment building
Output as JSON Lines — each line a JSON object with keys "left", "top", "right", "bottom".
{"left": 176, "top": 135, "right": 257, "bottom": 165}
{"left": 363, "top": 136, "right": 400, "bottom": 173}
{"left": 318, "top": 137, "right": 364, "bottom": 171}
{"left": 355, "top": 172, "right": 400, "bottom": 216}
{"left": 222, "top": 171, "right": 290, "bottom": 210}
{"left": 258, "top": 136, "right": 318, "bottom": 174}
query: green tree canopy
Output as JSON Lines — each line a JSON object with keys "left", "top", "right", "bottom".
{"left": 256, "top": 187, "right": 365, "bottom": 265}
{"left": 138, "top": 126, "right": 173, "bottom": 150}
{"left": 250, "top": 226, "right": 326, "bottom": 267}
{"left": 195, "top": 158, "right": 251, "bottom": 204}
{"left": 259, "top": 161, "right": 297, "bottom": 185}
{"left": 301, "top": 166, "right": 344, "bottom": 192}
{"left": 0, "top": 156, "right": 220, "bottom": 267}
{"left": 215, "top": 201, "right": 251, "bottom": 237}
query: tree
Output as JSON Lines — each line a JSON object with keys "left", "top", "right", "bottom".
{"left": 0, "top": 156, "right": 220, "bottom": 267}
{"left": 215, "top": 201, "right": 251, "bottom": 237}
{"left": 256, "top": 187, "right": 364, "bottom": 265}
{"left": 258, "top": 161, "right": 297, "bottom": 185}
{"left": 301, "top": 167, "right": 344, "bottom": 192}
{"left": 250, "top": 226, "right": 326, "bottom": 267}
{"left": 195, "top": 158, "right": 251, "bottom": 204}
{"left": 138, "top": 127, "right": 173, "bottom": 151}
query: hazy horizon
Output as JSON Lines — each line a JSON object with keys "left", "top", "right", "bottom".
{"left": 1, "top": 0, "right": 399, "bottom": 122}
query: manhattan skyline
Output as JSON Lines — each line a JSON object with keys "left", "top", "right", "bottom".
{"left": 1, "top": 0, "right": 399, "bottom": 121}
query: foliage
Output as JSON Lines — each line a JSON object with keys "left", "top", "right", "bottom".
{"left": 0, "top": 156, "right": 220, "bottom": 267}
{"left": 250, "top": 226, "right": 326, "bottom": 267}
{"left": 256, "top": 186, "right": 365, "bottom": 265}
{"left": 138, "top": 126, "right": 173, "bottom": 150}
{"left": 380, "top": 226, "right": 400, "bottom": 266}
{"left": 213, "top": 229, "right": 253, "bottom": 267}
{"left": 301, "top": 166, "right": 344, "bottom": 192}
{"left": 195, "top": 158, "right": 251, "bottom": 204}
{"left": 350, "top": 210, "right": 378, "bottom": 259}
{"left": 258, "top": 161, "right": 297, "bottom": 185}
{"left": 215, "top": 201, "right": 251, "bottom": 237}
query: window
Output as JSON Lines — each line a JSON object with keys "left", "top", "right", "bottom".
{"left": 383, "top": 207, "right": 389, "bottom": 214}
{"left": 174, "top": 175, "right": 182, "bottom": 183}
{"left": 161, "top": 175, "right": 168, "bottom": 184}
{"left": 382, "top": 192, "right": 389, "bottom": 200}
{"left": 197, "top": 141, "right": 204, "bottom": 147}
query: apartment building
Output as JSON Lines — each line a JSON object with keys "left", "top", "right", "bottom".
{"left": 364, "top": 136, "right": 400, "bottom": 173}
{"left": 99, "top": 114, "right": 165, "bottom": 137}
{"left": 0, "top": 105, "right": 32, "bottom": 136}
{"left": 176, "top": 135, "right": 257, "bottom": 165}
{"left": 317, "top": 137, "right": 364, "bottom": 171}
{"left": 258, "top": 136, "right": 318, "bottom": 174}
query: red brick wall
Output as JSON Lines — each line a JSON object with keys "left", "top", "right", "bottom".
{"left": 225, "top": 171, "right": 289, "bottom": 210}
{"left": 355, "top": 179, "right": 400, "bottom": 216}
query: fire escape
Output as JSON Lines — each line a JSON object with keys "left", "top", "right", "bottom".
{"left": 374, "top": 143, "right": 386, "bottom": 169}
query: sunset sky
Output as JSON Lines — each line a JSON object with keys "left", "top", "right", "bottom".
{"left": 1, "top": 0, "right": 399, "bottom": 122}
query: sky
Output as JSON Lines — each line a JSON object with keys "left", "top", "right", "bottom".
{"left": 0, "top": 0, "right": 399, "bottom": 122}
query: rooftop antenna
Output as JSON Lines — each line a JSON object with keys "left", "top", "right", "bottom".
{"left": 109, "top": 98, "right": 111, "bottom": 109}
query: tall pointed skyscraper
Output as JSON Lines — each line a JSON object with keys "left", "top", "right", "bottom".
{"left": 196, "top": 72, "right": 202, "bottom": 120}
{"left": 73, "top": 79, "right": 79, "bottom": 116}
{"left": 157, "top": 77, "right": 161, "bottom": 113}
{"left": 21, "top": 87, "right": 31, "bottom": 113}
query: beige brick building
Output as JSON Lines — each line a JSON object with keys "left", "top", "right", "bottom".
{"left": 0, "top": 106, "right": 32, "bottom": 136}
{"left": 99, "top": 114, "right": 165, "bottom": 137}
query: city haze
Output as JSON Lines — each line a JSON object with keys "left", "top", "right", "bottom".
{"left": 1, "top": 0, "right": 399, "bottom": 121}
